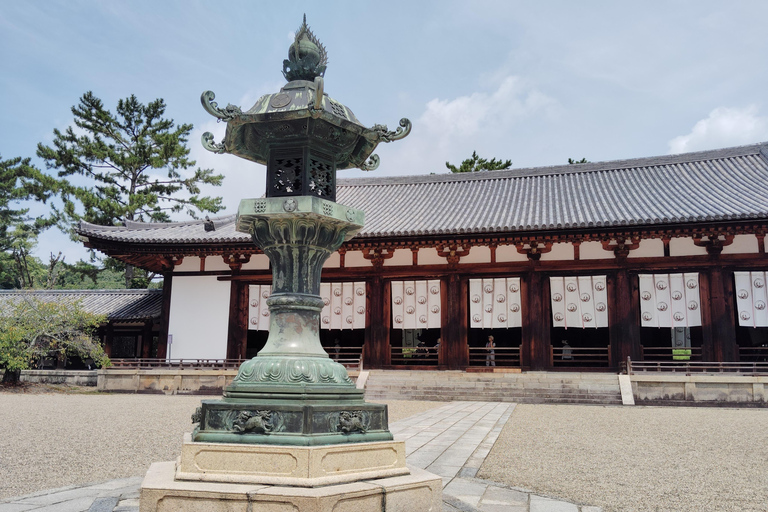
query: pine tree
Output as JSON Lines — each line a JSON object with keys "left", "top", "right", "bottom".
{"left": 446, "top": 151, "right": 512, "bottom": 173}
{"left": 37, "top": 92, "right": 225, "bottom": 287}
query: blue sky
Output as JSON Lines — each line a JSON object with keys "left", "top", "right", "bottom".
{"left": 2, "top": 0, "right": 768, "bottom": 263}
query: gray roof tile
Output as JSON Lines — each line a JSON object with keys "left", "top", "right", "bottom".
{"left": 0, "top": 290, "right": 162, "bottom": 321}
{"left": 77, "top": 142, "right": 768, "bottom": 243}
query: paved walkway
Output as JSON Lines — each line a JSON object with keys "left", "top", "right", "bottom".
{"left": 0, "top": 401, "right": 602, "bottom": 512}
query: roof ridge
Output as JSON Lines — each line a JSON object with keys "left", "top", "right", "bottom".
{"left": 80, "top": 214, "right": 237, "bottom": 231}
{"left": 338, "top": 141, "right": 768, "bottom": 187}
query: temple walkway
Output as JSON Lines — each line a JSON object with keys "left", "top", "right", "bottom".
{"left": 0, "top": 401, "right": 602, "bottom": 512}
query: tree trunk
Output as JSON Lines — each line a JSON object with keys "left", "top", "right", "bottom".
{"left": 125, "top": 263, "right": 135, "bottom": 288}
{"left": 2, "top": 369, "right": 21, "bottom": 385}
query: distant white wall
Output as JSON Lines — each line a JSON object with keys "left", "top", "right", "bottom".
{"left": 670, "top": 237, "right": 708, "bottom": 257}
{"left": 495, "top": 245, "right": 528, "bottom": 263}
{"left": 174, "top": 256, "right": 200, "bottom": 272}
{"left": 460, "top": 246, "right": 491, "bottom": 264}
{"left": 323, "top": 252, "right": 341, "bottom": 268}
{"left": 580, "top": 241, "right": 610, "bottom": 260}
{"left": 241, "top": 254, "right": 270, "bottom": 270}
{"left": 167, "top": 276, "right": 231, "bottom": 360}
{"left": 628, "top": 239, "right": 664, "bottom": 258}
{"left": 345, "top": 251, "right": 372, "bottom": 267}
{"left": 722, "top": 234, "right": 759, "bottom": 255}
{"left": 383, "top": 249, "right": 412, "bottom": 267}
{"left": 540, "top": 242, "right": 574, "bottom": 261}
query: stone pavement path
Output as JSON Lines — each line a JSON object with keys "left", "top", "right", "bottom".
{"left": 0, "top": 401, "right": 602, "bottom": 512}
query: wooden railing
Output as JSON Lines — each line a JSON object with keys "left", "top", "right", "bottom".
{"left": 390, "top": 346, "right": 439, "bottom": 365}
{"left": 639, "top": 346, "right": 702, "bottom": 361}
{"left": 468, "top": 347, "right": 521, "bottom": 367}
{"left": 550, "top": 346, "right": 611, "bottom": 367}
{"left": 110, "top": 349, "right": 364, "bottom": 372}
{"left": 738, "top": 346, "right": 768, "bottom": 362}
{"left": 626, "top": 357, "right": 768, "bottom": 376}
{"left": 321, "top": 346, "right": 364, "bottom": 370}
{"left": 109, "top": 358, "right": 245, "bottom": 369}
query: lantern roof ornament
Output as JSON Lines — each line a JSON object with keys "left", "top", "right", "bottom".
{"left": 283, "top": 14, "right": 327, "bottom": 82}
{"left": 200, "top": 15, "right": 411, "bottom": 175}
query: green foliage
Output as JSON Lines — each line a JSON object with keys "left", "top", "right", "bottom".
{"left": 37, "top": 91, "right": 224, "bottom": 225}
{"left": 568, "top": 157, "right": 589, "bottom": 164}
{"left": 446, "top": 151, "right": 512, "bottom": 173}
{"left": 36, "top": 91, "right": 226, "bottom": 288}
{"left": 0, "top": 296, "right": 110, "bottom": 381}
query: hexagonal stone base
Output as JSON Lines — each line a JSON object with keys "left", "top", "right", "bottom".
{"left": 141, "top": 460, "right": 442, "bottom": 512}
{"left": 176, "top": 433, "right": 409, "bottom": 487}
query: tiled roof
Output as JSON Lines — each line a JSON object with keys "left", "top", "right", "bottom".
{"left": 77, "top": 142, "right": 768, "bottom": 243}
{"left": 0, "top": 289, "right": 163, "bottom": 321}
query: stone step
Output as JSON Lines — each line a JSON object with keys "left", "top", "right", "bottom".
{"left": 363, "top": 370, "right": 622, "bottom": 404}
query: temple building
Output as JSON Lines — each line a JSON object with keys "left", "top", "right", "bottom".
{"left": 77, "top": 142, "right": 768, "bottom": 371}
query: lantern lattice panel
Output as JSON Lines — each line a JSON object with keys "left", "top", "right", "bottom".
{"left": 469, "top": 278, "right": 522, "bottom": 328}
{"left": 639, "top": 273, "right": 701, "bottom": 328}
{"left": 550, "top": 276, "right": 608, "bottom": 328}
{"left": 734, "top": 271, "right": 768, "bottom": 327}
{"left": 391, "top": 280, "right": 441, "bottom": 329}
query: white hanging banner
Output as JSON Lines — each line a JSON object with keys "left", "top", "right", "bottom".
{"left": 320, "top": 281, "right": 366, "bottom": 330}
{"left": 248, "top": 285, "right": 272, "bottom": 331}
{"left": 549, "top": 276, "right": 608, "bottom": 329}
{"left": 639, "top": 273, "right": 701, "bottom": 327}
{"left": 392, "top": 280, "right": 441, "bottom": 329}
{"left": 735, "top": 271, "right": 768, "bottom": 327}
{"left": 469, "top": 277, "right": 522, "bottom": 328}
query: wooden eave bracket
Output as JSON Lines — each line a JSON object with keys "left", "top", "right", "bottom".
{"left": 363, "top": 247, "right": 395, "bottom": 270}
{"left": 692, "top": 233, "right": 735, "bottom": 255}
{"left": 515, "top": 241, "right": 552, "bottom": 261}
{"left": 601, "top": 236, "right": 641, "bottom": 258}
{"left": 437, "top": 243, "right": 471, "bottom": 268}
{"left": 223, "top": 253, "right": 252, "bottom": 272}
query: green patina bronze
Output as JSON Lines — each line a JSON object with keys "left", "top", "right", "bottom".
{"left": 193, "top": 16, "right": 411, "bottom": 446}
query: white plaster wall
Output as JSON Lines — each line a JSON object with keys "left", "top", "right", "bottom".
{"left": 241, "top": 254, "right": 270, "bottom": 270}
{"left": 174, "top": 257, "right": 200, "bottom": 272}
{"left": 670, "top": 237, "right": 708, "bottom": 257}
{"left": 323, "top": 252, "right": 340, "bottom": 268}
{"left": 383, "top": 249, "right": 413, "bottom": 267}
{"left": 418, "top": 248, "right": 446, "bottom": 265}
{"left": 580, "top": 241, "right": 611, "bottom": 260}
{"left": 628, "top": 239, "right": 665, "bottom": 259}
{"left": 167, "top": 276, "right": 231, "bottom": 360}
{"left": 540, "top": 243, "right": 574, "bottom": 261}
{"left": 203, "top": 256, "right": 232, "bottom": 272}
{"left": 495, "top": 245, "right": 528, "bottom": 263}
{"left": 460, "top": 246, "right": 491, "bottom": 264}
{"left": 722, "top": 235, "right": 759, "bottom": 255}
{"left": 345, "top": 251, "right": 372, "bottom": 268}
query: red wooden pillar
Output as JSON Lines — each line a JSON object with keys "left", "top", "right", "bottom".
{"left": 704, "top": 268, "right": 737, "bottom": 361}
{"left": 365, "top": 277, "right": 391, "bottom": 368}
{"left": 141, "top": 320, "right": 153, "bottom": 358}
{"left": 522, "top": 270, "right": 551, "bottom": 369}
{"left": 157, "top": 272, "right": 172, "bottom": 360}
{"left": 226, "top": 281, "right": 248, "bottom": 360}
{"left": 441, "top": 274, "right": 468, "bottom": 369}
{"left": 608, "top": 270, "right": 641, "bottom": 368}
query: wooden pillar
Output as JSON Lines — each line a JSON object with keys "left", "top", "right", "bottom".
{"left": 103, "top": 324, "right": 114, "bottom": 358}
{"left": 226, "top": 281, "right": 248, "bottom": 360}
{"left": 157, "top": 272, "right": 172, "bottom": 360}
{"left": 522, "top": 270, "right": 551, "bottom": 369}
{"left": 365, "top": 277, "right": 391, "bottom": 368}
{"left": 608, "top": 270, "right": 641, "bottom": 368}
{"left": 141, "top": 320, "right": 153, "bottom": 358}
{"left": 441, "top": 274, "right": 468, "bottom": 369}
{"left": 704, "top": 268, "right": 737, "bottom": 361}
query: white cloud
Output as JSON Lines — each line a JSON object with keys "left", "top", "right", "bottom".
{"left": 668, "top": 105, "right": 768, "bottom": 154}
{"left": 353, "top": 75, "right": 559, "bottom": 179}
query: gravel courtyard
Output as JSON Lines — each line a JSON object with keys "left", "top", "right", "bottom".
{"left": 479, "top": 404, "right": 768, "bottom": 512}
{"left": 1, "top": 391, "right": 766, "bottom": 511}
{"left": 0, "top": 390, "right": 439, "bottom": 500}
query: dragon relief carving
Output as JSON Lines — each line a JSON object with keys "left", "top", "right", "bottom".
{"left": 231, "top": 410, "right": 281, "bottom": 434}
{"left": 332, "top": 410, "right": 369, "bottom": 434}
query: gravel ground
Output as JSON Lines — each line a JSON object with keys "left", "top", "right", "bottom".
{"left": 0, "top": 388, "right": 442, "bottom": 500}
{"left": 478, "top": 404, "right": 768, "bottom": 512}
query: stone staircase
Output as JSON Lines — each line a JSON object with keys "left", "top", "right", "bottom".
{"left": 363, "top": 370, "right": 623, "bottom": 405}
